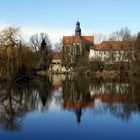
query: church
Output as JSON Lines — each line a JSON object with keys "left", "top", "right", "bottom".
{"left": 62, "top": 21, "right": 94, "bottom": 69}
{"left": 52, "top": 21, "right": 134, "bottom": 73}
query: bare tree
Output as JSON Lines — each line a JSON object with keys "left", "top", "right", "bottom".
{"left": 53, "top": 38, "right": 63, "bottom": 52}
{"left": 109, "top": 27, "right": 133, "bottom": 41}
{"left": 0, "top": 27, "right": 36, "bottom": 81}
{"left": 108, "top": 27, "right": 135, "bottom": 72}
{"left": 134, "top": 32, "right": 140, "bottom": 73}
{"left": 0, "top": 27, "right": 22, "bottom": 47}
{"left": 30, "top": 33, "right": 52, "bottom": 71}
{"left": 30, "top": 33, "right": 51, "bottom": 52}
{"left": 94, "top": 33, "right": 108, "bottom": 44}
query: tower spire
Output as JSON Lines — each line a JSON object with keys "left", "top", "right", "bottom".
{"left": 75, "top": 21, "right": 81, "bottom": 36}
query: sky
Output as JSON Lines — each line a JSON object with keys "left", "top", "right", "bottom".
{"left": 0, "top": 0, "right": 140, "bottom": 44}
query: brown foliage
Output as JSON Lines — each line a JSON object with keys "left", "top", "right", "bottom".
{"left": 0, "top": 27, "right": 36, "bottom": 81}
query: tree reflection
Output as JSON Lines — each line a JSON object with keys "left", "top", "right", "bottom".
{"left": 62, "top": 76, "right": 140, "bottom": 122}
{"left": 0, "top": 76, "right": 52, "bottom": 131}
{"left": 90, "top": 77, "right": 140, "bottom": 121}
{"left": 0, "top": 75, "right": 140, "bottom": 131}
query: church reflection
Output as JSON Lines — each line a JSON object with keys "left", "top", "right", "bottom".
{"left": 0, "top": 75, "right": 140, "bottom": 131}
{"left": 62, "top": 76, "right": 93, "bottom": 123}
{"left": 62, "top": 76, "right": 140, "bottom": 123}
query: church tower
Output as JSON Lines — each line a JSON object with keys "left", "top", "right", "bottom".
{"left": 63, "top": 22, "right": 94, "bottom": 69}
{"left": 75, "top": 21, "right": 81, "bottom": 36}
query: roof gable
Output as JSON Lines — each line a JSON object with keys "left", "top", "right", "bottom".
{"left": 63, "top": 36, "right": 94, "bottom": 45}
{"left": 52, "top": 52, "right": 61, "bottom": 59}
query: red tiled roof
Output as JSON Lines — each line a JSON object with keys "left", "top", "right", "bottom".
{"left": 63, "top": 100, "right": 94, "bottom": 109}
{"left": 91, "top": 94, "right": 140, "bottom": 104}
{"left": 91, "top": 41, "right": 133, "bottom": 51}
{"left": 63, "top": 36, "right": 94, "bottom": 45}
{"left": 52, "top": 84, "right": 62, "bottom": 89}
{"left": 52, "top": 52, "right": 61, "bottom": 59}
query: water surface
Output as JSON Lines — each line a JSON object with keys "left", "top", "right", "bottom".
{"left": 0, "top": 75, "right": 140, "bottom": 140}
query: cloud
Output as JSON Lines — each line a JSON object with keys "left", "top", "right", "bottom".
{"left": 0, "top": 20, "right": 10, "bottom": 30}
{"left": 0, "top": 21, "right": 95, "bottom": 45}
{"left": 21, "top": 25, "right": 94, "bottom": 44}
{"left": 0, "top": 21, "right": 73, "bottom": 44}
{"left": 22, "top": 25, "right": 73, "bottom": 44}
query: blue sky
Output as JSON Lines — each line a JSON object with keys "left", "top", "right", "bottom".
{"left": 0, "top": 0, "right": 140, "bottom": 43}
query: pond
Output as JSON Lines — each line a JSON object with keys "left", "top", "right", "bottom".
{"left": 0, "top": 75, "right": 140, "bottom": 140}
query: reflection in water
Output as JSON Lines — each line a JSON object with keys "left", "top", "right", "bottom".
{"left": 0, "top": 76, "right": 52, "bottom": 131}
{"left": 90, "top": 77, "right": 140, "bottom": 121}
{"left": 62, "top": 76, "right": 92, "bottom": 123}
{"left": 0, "top": 75, "right": 140, "bottom": 131}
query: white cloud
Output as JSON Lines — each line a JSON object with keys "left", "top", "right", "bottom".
{"left": 22, "top": 25, "right": 73, "bottom": 44}
{"left": 0, "top": 21, "right": 106, "bottom": 44}
{"left": 21, "top": 25, "right": 94, "bottom": 44}
{"left": 0, "top": 21, "right": 73, "bottom": 44}
{"left": 0, "top": 20, "right": 10, "bottom": 30}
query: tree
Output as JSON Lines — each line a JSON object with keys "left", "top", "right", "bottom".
{"left": 30, "top": 33, "right": 52, "bottom": 71}
{"left": 109, "top": 27, "right": 133, "bottom": 41}
{"left": 134, "top": 32, "right": 140, "bottom": 74}
{"left": 0, "top": 27, "right": 36, "bottom": 81}
{"left": 108, "top": 27, "right": 135, "bottom": 72}
{"left": 53, "top": 38, "right": 63, "bottom": 52}
{"left": 135, "top": 32, "right": 140, "bottom": 55}
{"left": 30, "top": 33, "right": 51, "bottom": 51}
{"left": 94, "top": 33, "right": 108, "bottom": 44}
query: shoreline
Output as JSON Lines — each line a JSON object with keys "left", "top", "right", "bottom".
{"left": 36, "top": 70, "right": 137, "bottom": 78}
{"left": 0, "top": 70, "right": 137, "bottom": 83}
